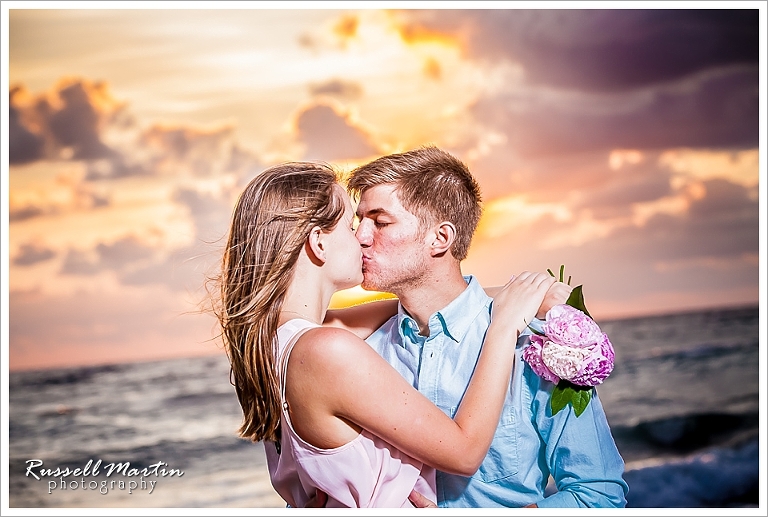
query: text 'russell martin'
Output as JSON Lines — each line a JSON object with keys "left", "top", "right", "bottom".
{"left": 25, "top": 459, "right": 184, "bottom": 495}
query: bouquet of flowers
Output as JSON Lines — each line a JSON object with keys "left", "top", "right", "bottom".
{"left": 522, "top": 266, "right": 615, "bottom": 417}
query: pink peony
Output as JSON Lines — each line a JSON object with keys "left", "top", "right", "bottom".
{"left": 541, "top": 304, "right": 603, "bottom": 349}
{"left": 523, "top": 304, "right": 615, "bottom": 388}
{"left": 541, "top": 339, "right": 592, "bottom": 380}
{"left": 522, "top": 335, "right": 561, "bottom": 384}
{"left": 569, "top": 332, "right": 615, "bottom": 387}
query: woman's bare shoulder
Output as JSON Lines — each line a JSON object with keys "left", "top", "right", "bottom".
{"left": 291, "top": 326, "right": 376, "bottom": 373}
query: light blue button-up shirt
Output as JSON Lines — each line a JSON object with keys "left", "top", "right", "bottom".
{"left": 365, "top": 276, "right": 629, "bottom": 508}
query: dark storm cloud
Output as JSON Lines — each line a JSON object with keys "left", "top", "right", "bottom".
{"left": 401, "top": 9, "right": 759, "bottom": 92}
{"left": 296, "top": 103, "right": 379, "bottom": 161}
{"left": 471, "top": 64, "right": 758, "bottom": 157}
{"left": 13, "top": 243, "right": 57, "bottom": 266}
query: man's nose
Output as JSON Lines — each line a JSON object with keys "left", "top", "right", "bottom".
{"left": 355, "top": 221, "right": 372, "bottom": 247}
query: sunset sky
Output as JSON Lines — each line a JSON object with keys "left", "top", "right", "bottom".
{"left": 4, "top": 3, "right": 765, "bottom": 371}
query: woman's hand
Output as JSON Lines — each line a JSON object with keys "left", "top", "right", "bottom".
{"left": 491, "top": 272, "right": 556, "bottom": 336}
{"left": 409, "top": 489, "right": 437, "bottom": 508}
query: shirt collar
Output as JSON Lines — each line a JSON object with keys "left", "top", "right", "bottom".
{"left": 396, "top": 275, "right": 492, "bottom": 345}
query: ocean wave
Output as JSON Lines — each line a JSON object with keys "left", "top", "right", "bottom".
{"left": 622, "top": 339, "right": 758, "bottom": 365}
{"left": 612, "top": 411, "right": 758, "bottom": 453}
{"left": 9, "top": 363, "right": 130, "bottom": 388}
{"left": 624, "top": 436, "right": 759, "bottom": 507}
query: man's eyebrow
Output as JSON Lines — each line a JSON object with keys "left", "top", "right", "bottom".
{"left": 356, "top": 207, "right": 393, "bottom": 218}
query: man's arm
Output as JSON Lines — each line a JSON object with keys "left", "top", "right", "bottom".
{"left": 530, "top": 374, "right": 628, "bottom": 508}
{"left": 323, "top": 298, "right": 399, "bottom": 340}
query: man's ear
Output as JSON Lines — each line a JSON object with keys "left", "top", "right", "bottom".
{"left": 430, "top": 221, "right": 456, "bottom": 257}
{"left": 306, "top": 226, "right": 326, "bottom": 265}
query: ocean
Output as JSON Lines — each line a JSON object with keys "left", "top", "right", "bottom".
{"left": 7, "top": 305, "right": 761, "bottom": 509}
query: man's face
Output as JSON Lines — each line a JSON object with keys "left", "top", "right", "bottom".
{"left": 354, "top": 184, "right": 431, "bottom": 293}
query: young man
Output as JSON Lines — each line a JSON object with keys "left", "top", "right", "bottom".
{"left": 347, "top": 146, "right": 628, "bottom": 508}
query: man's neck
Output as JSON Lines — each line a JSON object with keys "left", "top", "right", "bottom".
{"left": 396, "top": 269, "right": 469, "bottom": 336}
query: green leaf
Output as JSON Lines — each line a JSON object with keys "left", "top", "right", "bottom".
{"left": 547, "top": 268, "right": 555, "bottom": 278}
{"left": 565, "top": 285, "right": 592, "bottom": 319}
{"left": 550, "top": 381, "right": 594, "bottom": 417}
{"left": 572, "top": 387, "right": 592, "bottom": 417}
{"left": 559, "top": 264, "right": 565, "bottom": 282}
{"left": 550, "top": 383, "right": 571, "bottom": 415}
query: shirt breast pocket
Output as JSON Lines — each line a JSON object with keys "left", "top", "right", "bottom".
{"left": 438, "top": 404, "right": 519, "bottom": 482}
{"left": 477, "top": 410, "right": 519, "bottom": 483}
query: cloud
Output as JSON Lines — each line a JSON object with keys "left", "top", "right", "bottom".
{"left": 84, "top": 157, "right": 152, "bottom": 181}
{"left": 13, "top": 243, "right": 57, "bottom": 266}
{"left": 9, "top": 167, "right": 112, "bottom": 224}
{"left": 46, "top": 81, "right": 119, "bottom": 160}
{"left": 173, "top": 186, "right": 233, "bottom": 243}
{"left": 398, "top": 9, "right": 759, "bottom": 92}
{"left": 141, "top": 124, "right": 233, "bottom": 160}
{"left": 10, "top": 79, "right": 124, "bottom": 162}
{"left": 60, "top": 236, "right": 156, "bottom": 276}
{"left": 470, "top": 64, "right": 758, "bottom": 158}
{"left": 309, "top": 79, "right": 364, "bottom": 100}
{"left": 91, "top": 187, "right": 236, "bottom": 292}
{"left": 10, "top": 78, "right": 255, "bottom": 185}
{"left": 9, "top": 204, "right": 46, "bottom": 223}
{"left": 570, "top": 160, "right": 674, "bottom": 218}
{"left": 295, "top": 103, "right": 380, "bottom": 161}
{"left": 8, "top": 88, "right": 45, "bottom": 164}
{"left": 465, "top": 175, "right": 758, "bottom": 319}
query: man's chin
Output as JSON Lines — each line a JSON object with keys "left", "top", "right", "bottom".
{"left": 361, "top": 277, "right": 383, "bottom": 292}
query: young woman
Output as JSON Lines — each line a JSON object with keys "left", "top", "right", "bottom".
{"left": 215, "top": 162, "right": 556, "bottom": 508}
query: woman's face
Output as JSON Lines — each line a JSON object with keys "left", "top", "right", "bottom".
{"left": 324, "top": 185, "right": 364, "bottom": 289}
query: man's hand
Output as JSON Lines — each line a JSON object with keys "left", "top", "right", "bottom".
{"left": 536, "top": 281, "right": 572, "bottom": 320}
{"left": 304, "top": 489, "right": 328, "bottom": 507}
{"left": 408, "top": 488, "right": 437, "bottom": 508}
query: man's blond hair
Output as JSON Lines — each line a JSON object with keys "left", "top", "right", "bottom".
{"left": 347, "top": 146, "right": 482, "bottom": 260}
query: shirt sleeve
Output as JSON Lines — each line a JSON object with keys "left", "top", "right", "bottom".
{"left": 527, "top": 368, "right": 629, "bottom": 508}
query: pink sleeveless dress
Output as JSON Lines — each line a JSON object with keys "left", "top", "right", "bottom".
{"left": 264, "top": 318, "right": 437, "bottom": 508}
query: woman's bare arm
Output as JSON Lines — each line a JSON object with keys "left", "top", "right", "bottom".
{"left": 288, "top": 272, "right": 555, "bottom": 476}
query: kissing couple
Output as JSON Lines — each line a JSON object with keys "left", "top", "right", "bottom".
{"left": 215, "top": 146, "right": 628, "bottom": 508}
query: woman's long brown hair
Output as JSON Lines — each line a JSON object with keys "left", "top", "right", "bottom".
{"left": 216, "top": 162, "right": 345, "bottom": 443}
